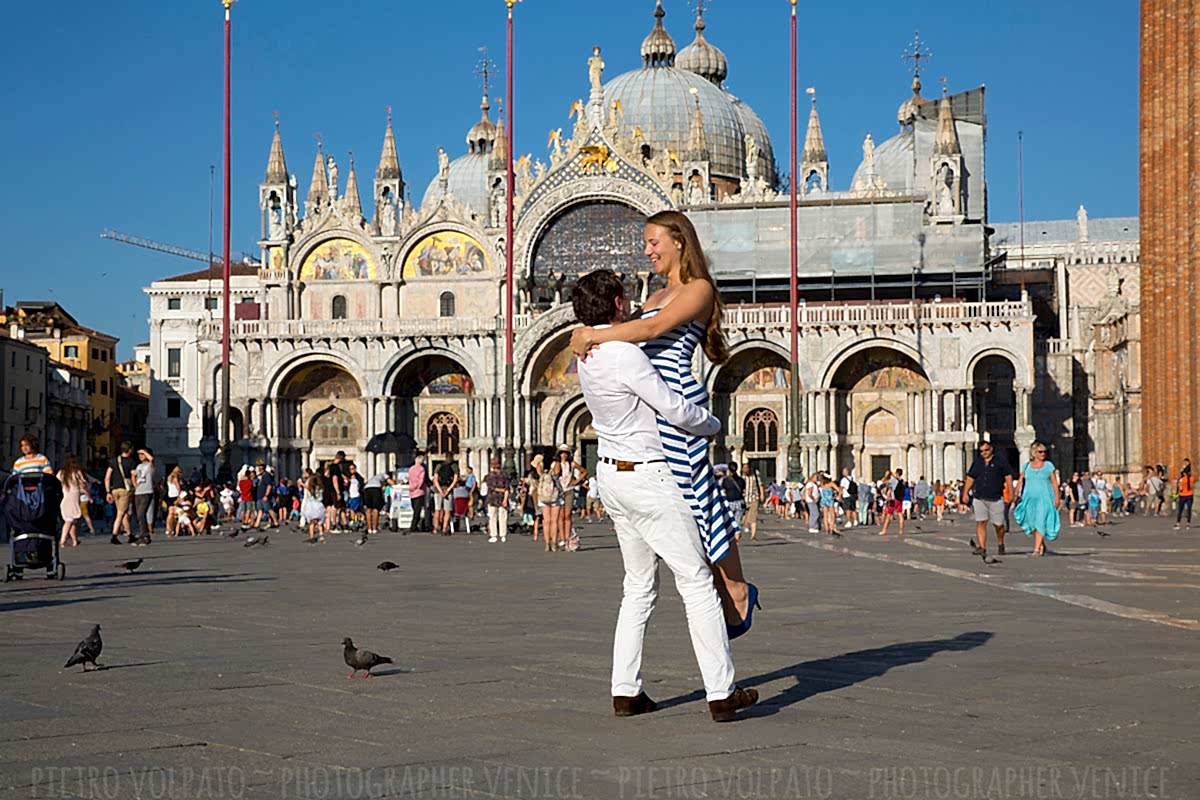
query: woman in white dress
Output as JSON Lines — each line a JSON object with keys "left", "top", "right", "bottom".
{"left": 57, "top": 454, "right": 87, "bottom": 547}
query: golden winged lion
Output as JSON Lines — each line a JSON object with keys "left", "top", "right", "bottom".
{"left": 578, "top": 144, "right": 616, "bottom": 174}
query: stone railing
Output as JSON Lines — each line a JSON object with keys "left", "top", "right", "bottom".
{"left": 1035, "top": 338, "right": 1072, "bottom": 356}
{"left": 199, "top": 299, "right": 1030, "bottom": 342}
{"left": 199, "top": 317, "right": 505, "bottom": 340}
{"left": 724, "top": 299, "right": 1031, "bottom": 329}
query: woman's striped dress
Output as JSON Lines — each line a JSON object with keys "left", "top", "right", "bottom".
{"left": 638, "top": 308, "right": 740, "bottom": 563}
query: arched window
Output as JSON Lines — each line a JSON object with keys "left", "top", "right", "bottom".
{"left": 313, "top": 407, "right": 356, "bottom": 443}
{"left": 427, "top": 412, "right": 460, "bottom": 454}
{"left": 743, "top": 408, "right": 779, "bottom": 453}
{"left": 439, "top": 292, "right": 455, "bottom": 318}
{"left": 331, "top": 295, "right": 348, "bottom": 320}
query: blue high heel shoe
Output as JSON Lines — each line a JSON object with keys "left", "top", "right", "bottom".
{"left": 726, "top": 583, "right": 761, "bottom": 641}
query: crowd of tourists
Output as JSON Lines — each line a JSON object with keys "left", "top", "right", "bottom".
{"left": 1, "top": 432, "right": 1194, "bottom": 551}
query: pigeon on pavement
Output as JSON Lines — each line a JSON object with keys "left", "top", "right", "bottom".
{"left": 342, "top": 637, "right": 393, "bottom": 678}
{"left": 243, "top": 535, "right": 269, "bottom": 548}
{"left": 376, "top": 561, "right": 399, "bottom": 572}
{"left": 117, "top": 558, "right": 143, "bottom": 573}
{"left": 354, "top": 534, "right": 368, "bottom": 547}
{"left": 1096, "top": 530, "right": 1111, "bottom": 538}
{"left": 64, "top": 625, "right": 103, "bottom": 671}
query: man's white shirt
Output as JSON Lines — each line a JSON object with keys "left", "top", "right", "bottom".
{"left": 577, "top": 333, "right": 719, "bottom": 462}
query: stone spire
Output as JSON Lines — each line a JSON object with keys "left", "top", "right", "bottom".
{"left": 800, "top": 91, "right": 829, "bottom": 194}
{"left": 933, "top": 84, "right": 961, "bottom": 156}
{"left": 686, "top": 89, "right": 708, "bottom": 160}
{"left": 641, "top": 0, "right": 676, "bottom": 68}
{"left": 343, "top": 152, "right": 362, "bottom": 217}
{"left": 491, "top": 112, "right": 509, "bottom": 171}
{"left": 265, "top": 116, "right": 288, "bottom": 184}
{"left": 676, "top": 2, "right": 727, "bottom": 85}
{"left": 376, "top": 108, "right": 401, "bottom": 181}
{"left": 802, "top": 95, "right": 827, "bottom": 164}
{"left": 305, "top": 139, "right": 328, "bottom": 213}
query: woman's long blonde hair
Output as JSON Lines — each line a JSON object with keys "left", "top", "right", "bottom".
{"left": 646, "top": 210, "right": 729, "bottom": 363}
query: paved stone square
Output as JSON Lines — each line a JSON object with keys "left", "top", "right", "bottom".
{"left": 1, "top": 510, "right": 1197, "bottom": 800}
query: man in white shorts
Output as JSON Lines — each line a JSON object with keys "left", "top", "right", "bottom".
{"left": 961, "top": 441, "right": 1015, "bottom": 558}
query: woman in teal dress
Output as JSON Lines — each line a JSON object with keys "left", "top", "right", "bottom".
{"left": 1013, "top": 442, "right": 1062, "bottom": 556}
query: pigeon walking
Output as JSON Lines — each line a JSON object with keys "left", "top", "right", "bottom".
{"left": 354, "top": 534, "right": 368, "bottom": 547}
{"left": 376, "top": 561, "right": 399, "bottom": 572}
{"left": 243, "top": 535, "right": 269, "bottom": 548}
{"left": 64, "top": 625, "right": 103, "bottom": 672}
{"left": 342, "top": 637, "right": 393, "bottom": 678}
{"left": 117, "top": 558, "right": 143, "bottom": 573}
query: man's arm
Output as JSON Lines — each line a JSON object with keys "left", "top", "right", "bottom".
{"left": 618, "top": 346, "right": 719, "bottom": 437}
{"left": 104, "top": 465, "right": 114, "bottom": 494}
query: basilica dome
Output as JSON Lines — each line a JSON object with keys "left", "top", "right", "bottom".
{"left": 602, "top": 1, "right": 775, "bottom": 186}
{"left": 422, "top": 151, "right": 489, "bottom": 216}
{"left": 422, "top": 95, "right": 498, "bottom": 216}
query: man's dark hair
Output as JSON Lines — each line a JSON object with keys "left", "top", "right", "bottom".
{"left": 572, "top": 270, "right": 625, "bottom": 326}
{"left": 120, "top": 441, "right": 133, "bottom": 453}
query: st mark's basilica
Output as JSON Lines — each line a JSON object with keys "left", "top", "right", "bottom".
{"left": 142, "top": 2, "right": 1142, "bottom": 483}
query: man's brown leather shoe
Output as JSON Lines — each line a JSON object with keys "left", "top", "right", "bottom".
{"left": 708, "top": 686, "right": 758, "bottom": 722}
{"left": 613, "top": 692, "right": 658, "bottom": 717}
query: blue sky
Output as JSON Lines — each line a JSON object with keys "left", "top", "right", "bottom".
{"left": 2, "top": 0, "right": 1138, "bottom": 358}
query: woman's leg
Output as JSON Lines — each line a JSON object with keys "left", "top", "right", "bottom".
{"left": 710, "top": 541, "right": 750, "bottom": 626}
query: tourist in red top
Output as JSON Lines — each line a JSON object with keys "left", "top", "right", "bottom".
{"left": 1175, "top": 464, "right": 1194, "bottom": 530}
{"left": 237, "top": 468, "right": 255, "bottom": 525}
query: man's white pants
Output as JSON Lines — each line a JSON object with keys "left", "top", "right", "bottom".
{"left": 487, "top": 505, "right": 508, "bottom": 540}
{"left": 597, "top": 461, "right": 735, "bottom": 702}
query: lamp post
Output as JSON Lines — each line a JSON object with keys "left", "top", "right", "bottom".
{"left": 220, "top": 0, "right": 235, "bottom": 478}
{"left": 502, "top": 0, "right": 519, "bottom": 475}
{"left": 786, "top": 0, "right": 803, "bottom": 481}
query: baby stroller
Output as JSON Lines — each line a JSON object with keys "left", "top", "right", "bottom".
{"left": 3, "top": 472, "right": 66, "bottom": 582}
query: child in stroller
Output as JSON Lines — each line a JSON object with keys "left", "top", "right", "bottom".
{"left": 3, "top": 472, "right": 67, "bottom": 581}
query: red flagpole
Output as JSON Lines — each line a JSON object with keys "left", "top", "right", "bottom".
{"left": 220, "top": 0, "right": 233, "bottom": 468}
{"left": 503, "top": 0, "right": 516, "bottom": 474}
{"left": 786, "top": 0, "right": 802, "bottom": 480}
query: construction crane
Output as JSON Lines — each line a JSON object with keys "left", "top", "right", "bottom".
{"left": 100, "top": 229, "right": 260, "bottom": 266}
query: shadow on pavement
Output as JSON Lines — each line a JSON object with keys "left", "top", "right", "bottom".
{"left": 95, "top": 660, "right": 170, "bottom": 672}
{"left": 657, "top": 631, "right": 995, "bottom": 716}
{"left": 742, "top": 630, "right": 995, "bottom": 717}
{"left": 0, "top": 595, "right": 131, "bottom": 613}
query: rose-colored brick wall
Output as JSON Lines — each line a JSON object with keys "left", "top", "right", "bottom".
{"left": 1140, "top": 0, "right": 1200, "bottom": 474}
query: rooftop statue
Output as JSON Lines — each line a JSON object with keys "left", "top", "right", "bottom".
{"left": 588, "top": 46, "right": 605, "bottom": 94}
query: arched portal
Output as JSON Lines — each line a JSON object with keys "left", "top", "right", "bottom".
{"left": 388, "top": 353, "right": 474, "bottom": 471}
{"left": 276, "top": 361, "right": 363, "bottom": 474}
{"left": 530, "top": 201, "right": 646, "bottom": 309}
{"left": 712, "top": 346, "right": 790, "bottom": 479}
{"left": 972, "top": 356, "right": 1018, "bottom": 468}
{"left": 830, "top": 346, "right": 930, "bottom": 478}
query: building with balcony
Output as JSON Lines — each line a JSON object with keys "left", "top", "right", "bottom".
{"left": 144, "top": 4, "right": 1055, "bottom": 482}
{"left": 45, "top": 362, "right": 91, "bottom": 471}
{"left": 0, "top": 333, "right": 48, "bottom": 464}
{"left": 4, "top": 302, "right": 120, "bottom": 468}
